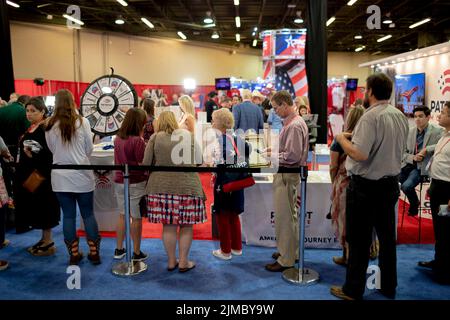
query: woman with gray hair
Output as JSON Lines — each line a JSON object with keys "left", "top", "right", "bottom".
{"left": 211, "top": 108, "right": 251, "bottom": 260}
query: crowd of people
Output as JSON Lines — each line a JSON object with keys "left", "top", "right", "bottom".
{"left": 0, "top": 73, "right": 449, "bottom": 300}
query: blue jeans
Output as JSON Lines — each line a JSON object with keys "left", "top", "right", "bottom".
{"left": 55, "top": 192, "right": 99, "bottom": 242}
{"left": 399, "top": 164, "right": 421, "bottom": 213}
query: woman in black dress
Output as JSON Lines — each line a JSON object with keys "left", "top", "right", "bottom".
{"left": 14, "top": 97, "right": 60, "bottom": 256}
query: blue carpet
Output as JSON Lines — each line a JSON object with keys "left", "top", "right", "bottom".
{"left": 0, "top": 223, "right": 449, "bottom": 300}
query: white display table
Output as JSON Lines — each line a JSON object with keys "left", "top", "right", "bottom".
{"left": 241, "top": 171, "right": 341, "bottom": 249}
{"left": 81, "top": 143, "right": 120, "bottom": 232}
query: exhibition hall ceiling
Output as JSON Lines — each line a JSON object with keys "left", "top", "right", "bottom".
{"left": 6, "top": 0, "right": 450, "bottom": 54}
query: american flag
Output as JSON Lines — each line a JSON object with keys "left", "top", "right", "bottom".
{"left": 275, "top": 59, "right": 308, "bottom": 98}
{"left": 438, "top": 69, "right": 450, "bottom": 95}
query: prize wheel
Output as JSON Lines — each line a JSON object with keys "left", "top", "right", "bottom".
{"left": 80, "top": 74, "right": 138, "bottom": 136}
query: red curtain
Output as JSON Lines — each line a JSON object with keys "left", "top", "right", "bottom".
{"left": 14, "top": 79, "right": 215, "bottom": 108}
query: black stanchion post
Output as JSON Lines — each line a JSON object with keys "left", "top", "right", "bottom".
{"left": 282, "top": 166, "right": 319, "bottom": 285}
{"left": 112, "top": 164, "right": 147, "bottom": 276}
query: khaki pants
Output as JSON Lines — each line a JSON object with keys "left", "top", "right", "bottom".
{"left": 273, "top": 173, "right": 300, "bottom": 267}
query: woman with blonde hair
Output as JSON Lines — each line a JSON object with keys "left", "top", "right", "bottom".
{"left": 143, "top": 111, "right": 206, "bottom": 272}
{"left": 45, "top": 89, "right": 101, "bottom": 266}
{"left": 329, "top": 105, "right": 365, "bottom": 266}
{"left": 178, "top": 95, "right": 196, "bottom": 133}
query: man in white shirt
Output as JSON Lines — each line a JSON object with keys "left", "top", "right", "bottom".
{"left": 418, "top": 102, "right": 450, "bottom": 284}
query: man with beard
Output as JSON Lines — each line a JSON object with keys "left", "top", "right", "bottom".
{"left": 330, "top": 73, "right": 409, "bottom": 300}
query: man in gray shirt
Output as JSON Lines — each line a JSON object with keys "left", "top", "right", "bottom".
{"left": 330, "top": 73, "right": 409, "bottom": 300}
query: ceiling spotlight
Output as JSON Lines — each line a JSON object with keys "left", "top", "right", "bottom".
{"left": 326, "top": 17, "right": 336, "bottom": 27}
{"left": 177, "top": 31, "right": 187, "bottom": 40}
{"left": 347, "top": 0, "right": 358, "bottom": 5}
{"left": 211, "top": 32, "right": 219, "bottom": 39}
{"left": 383, "top": 18, "right": 393, "bottom": 24}
{"left": 253, "top": 39, "right": 258, "bottom": 47}
{"left": 377, "top": 35, "right": 392, "bottom": 42}
{"left": 235, "top": 16, "right": 241, "bottom": 28}
{"left": 115, "top": 16, "right": 125, "bottom": 25}
{"left": 141, "top": 18, "right": 154, "bottom": 29}
{"left": 204, "top": 11, "right": 214, "bottom": 24}
{"left": 254, "top": 27, "right": 258, "bottom": 32}
{"left": 63, "top": 14, "right": 84, "bottom": 26}
{"left": 252, "top": 32, "right": 256, "bottom": 36}
{"left": 409, "top": 18, "right": 431, "bottom": 29}
{"left": 354, "top": 35, "right": 362, "bottom": 39}
{"left": 236, "top": 33, "right": 240, "bottom": 42}
{"left": 116, "top": 0, "right": 128, "bottom": 7}
{"left": 294, "top": 18, "right": 304, "bottom": 24}
{"left": 6, "top": 1, "right": 20, "bottom": 8}
{"left": 234, "top": 0, "right": 240, "bottom": 5}
{"left": 355, "top": 45, "right": 365, "bottom": 52}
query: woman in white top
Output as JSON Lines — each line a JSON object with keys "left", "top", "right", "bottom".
{"left": 178, "top": 95, "right": 196, "bottom": 133}
{"left": 45, "top": 89, "right": 101, "bottom": 266}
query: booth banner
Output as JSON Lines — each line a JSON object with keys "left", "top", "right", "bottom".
{"left": 275, "top": 32, "right": 306, "bottom": 60}
{"left": 241, "top": 178, "right": 340, "bottom": 249}
{"left": 262, "top": 34, "right": 273, "bottom": 60}
{"left": 275, "top": 60, "right": 308, "bottom": 98}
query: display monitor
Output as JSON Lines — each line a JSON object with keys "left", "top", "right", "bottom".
{"left": 346, "top": 78, "right": 358, "bottom": 91}
{"left": 215, "top": 78, "right": 231, "bottom": 91}
{"left": 395, "top": 73, "right": 426, "bottom": 115}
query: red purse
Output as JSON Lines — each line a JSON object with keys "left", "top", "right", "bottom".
{"left": 220, "top": 135, "right": 255, "bottom": 193}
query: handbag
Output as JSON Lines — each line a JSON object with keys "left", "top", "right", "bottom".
{"left": 22, "top": 169, "right": 46, "bottom": 193}
{"left": 219, "top": 135, "right": 255, "bottom": 193}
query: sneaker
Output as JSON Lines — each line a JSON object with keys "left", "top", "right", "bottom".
{"left": 0, "top": 260, "right": 8, "bottom": 271}
{"left": 132, "top": 251, "right": 148, "bottom": 262}
{"left": 231, "top": 249, "right": 242, "bottom": 256}
{"left": 212, "top": 249, "right": 232, "bottom": 260}
{"left": 114, "top": 248, "right": 126, "bottom": 259}
{"left": 0, "top": 239, "right": 10, "bottom": 249}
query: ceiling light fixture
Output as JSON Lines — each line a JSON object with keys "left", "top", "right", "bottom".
{"left": 141, "top": 18, "right": 154, "bottom": 29}
{"left": 211, "top": 32, "right": 219, "bottom": 39}
{"left": 204, "top": 23, "right": 216, "bottom": 28}
{"left": 116, "top": 0, "right": 128, "bottom": 7}
{"left": 294, "top": 11, "right": 303, "bottom": 24}
{"left": 177, "top": 31, "right": 187, "bottom": 40}
{"left": 6, "top": 1, "right": 20, "bottom": 8}
{"left": 377, "top": 35, "right": 392, "bottom": 42}
{"left": 326, "top": 17, "right": 336, "bottom": 27}
{"left": 347, "top": 0, "right": 358, "bottom": 6}
{"left": 355, "top": 45, "right": 365, "bottom": 52}
{"left": 234, "top": 0, "right": 240, "bottom": 5}
{"left": 235, "top": 16, "right": 241, "bottom": 28}
{"left": 63, "top": 14, "right": 84, "bottom": 26}
{"left": 252, "top": 32, "right": 256, "bottom": 36}
{"left": 253, "top": 39, "right": 258, "bottom": 47}
{"left": 409, "top": 18, "right": 431, "bottom": 29}
{"left": 383, "top": 18, "right": 393, "bottom": 24}
{"left": 236, "top": 33, "right": 240, "bottom": 42}
{"left": 354, "top": 35, "right": 362, "bottom": 39}
{"left": 115, "top": 16, "right": 125, "bottom": 25}
{"left": 204, "top": 11, "right": 214, "bottom": 24}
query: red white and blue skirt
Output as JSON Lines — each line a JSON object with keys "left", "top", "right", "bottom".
{"left": 147, "top": 193, "right": 207, "bottom": 225}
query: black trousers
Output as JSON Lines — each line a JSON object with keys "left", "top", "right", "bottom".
{"left": 343, "top": 175, "right": 399, "bottom": 298}
{"left": 429, "top": 179, "right": 450, "bottom": 279}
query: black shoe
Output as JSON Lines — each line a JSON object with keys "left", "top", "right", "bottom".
{"left": 132, "top": 251, "right": 148, "bottom": 262}
{"left": 114, "top": 248, "right": 126, "bottom": 259}
{"left": 418, "top": 260, "right": 435, "bottom": 269}
{"left": 265, "top": 261, "right": 293, "bottom": 272}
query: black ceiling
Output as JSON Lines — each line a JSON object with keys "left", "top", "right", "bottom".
{"left": 5, "top": 0, "right": 450, "bottom": 54}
